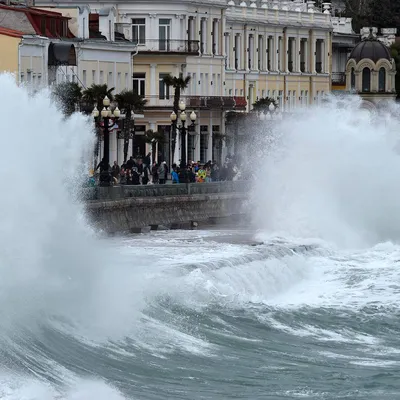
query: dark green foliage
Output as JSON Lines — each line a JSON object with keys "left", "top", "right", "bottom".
{"left": 252, "top": 97, "right": 278, "bottom": 112}
{"left": 52, "top": 81, "right": 82, "bottom": 116}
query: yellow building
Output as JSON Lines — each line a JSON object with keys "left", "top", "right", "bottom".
{"left": 34, "top": 0, "right": 334, "bottom": 166}
{"left": 0, "top": 27, "right": 21, "bottom": 76}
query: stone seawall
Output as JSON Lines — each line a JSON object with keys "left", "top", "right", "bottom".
{"left": 84, "top": 181, "right": 250, "bottom": 233}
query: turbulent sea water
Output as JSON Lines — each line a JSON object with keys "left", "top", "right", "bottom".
{"left": 2, "top": 74, "right": 400, "bottom": 399}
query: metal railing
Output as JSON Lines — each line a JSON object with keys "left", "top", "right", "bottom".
{"left": 137, "top": 39, "right": 199, "bottom": 54}
{"left": 332, "top": 72, "right": 346, "bottom": 84}
{"left": 143, "top": 95, "right": 244, "bottom": 110}
{"left": 82, "top": 180, "right": 250, "bottom": 201}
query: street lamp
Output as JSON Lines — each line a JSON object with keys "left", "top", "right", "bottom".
{"left": 170, "top": 102, "right": 197, "bottom": 170}
{"left": 92, "top": 95, "right": 120, "bottom": 186}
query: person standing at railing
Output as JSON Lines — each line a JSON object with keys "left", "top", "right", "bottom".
{"left": 171, "top": 167, "right": 179, "bottom": 184}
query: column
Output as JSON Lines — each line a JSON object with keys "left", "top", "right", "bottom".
{"left": 275, "top": 33, "right": 280, "bottom": 72}
{"left": 194, "top": 116, "right": 201, "bottom": 162}
{"left": 207, "top": 125, "right": 213, "bottom": 162}
{"left": 284, "top": 31, "right": 289, "bottom": 73}
{"left": 325, "top": 32, "right": 330, "bottom": 74}
{"left": 310, "top": 31, "right": 316, "bottom": 73}
{"left": 150, "top": 63, "right": 156, "bottom": 105}
{"left": 296, "top": 35, "right": 301, "bottom": 72}
{"left": 207, "top": 18, "right": 213, "bottom": 54}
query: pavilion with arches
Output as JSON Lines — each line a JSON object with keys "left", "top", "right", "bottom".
{"left": 345, "top": 30, "right": 397, "bottom": 110}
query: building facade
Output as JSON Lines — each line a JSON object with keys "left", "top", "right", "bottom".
{"left": 34, "top": 0, "right": 333, "bottom": 167}
{"left": 345, "top": 31, "right": 397, "bottom": 111}
{"left": 331, "top": 17, "right": 358, "bottom": 92}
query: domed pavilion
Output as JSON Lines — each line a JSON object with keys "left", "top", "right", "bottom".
{"left": 345, "top": 29, "right": 397, "bottom": 110}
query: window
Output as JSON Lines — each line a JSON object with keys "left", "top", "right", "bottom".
{"left": 92, "top": 70, "right": 96, "bottom": 84}
{"left": 234, "top": 35, "right": 240, "bottom": 69}
{"left": 117, "top": 72, "right": 121, "bottom": 92}
{"left": 362, "top": 67, "right": 371, "bottom": 92}
{"left": 133, "top": 73, "right": 146, "bottom": 96}
{"left": 212, "top": 125, "right": 221, "bottom": 163}
{"left": 278, "top": 90, "right": 283, "bottom": 108}
{"left": 159, "top": 19, "right": 171, "bottom": 51}
{"left": 108, "top": 71, "right": 113, "bottom": 88}
{"left": 351, "top": 67, "right": 355, "bottom": 89}
{"left": 132, "top": 18, "right": 146, "bottom": 45}
{"left": 158, "top": 73, "right": 170, "bottom": 99}
{"left": 379, "top": 67, "right": 386, "bottom": 92}
{"left": 225, "top": 34, "right": 230, "bottom": 68}
{"left": 125, "top": 73, "right": 129, "bottom": 89}
{"left": 212, "top": 19, "right": 219, "bottom": 55}
{"left": 200, "top": 18, "right": 207, "bottom": 53}
{"left": 100, "top": 70, "right": 104, "bottom": 83}
{"left": 83, "top": 70, "right": 87, "bottom": 86}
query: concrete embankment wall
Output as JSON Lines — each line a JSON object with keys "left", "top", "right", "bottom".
{"left": 84, "top": 181, "right": 250, "bottom": 233}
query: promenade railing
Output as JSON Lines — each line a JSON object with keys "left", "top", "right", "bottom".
{"left": 82, "top": 181, "right": 250, "bottom": 201}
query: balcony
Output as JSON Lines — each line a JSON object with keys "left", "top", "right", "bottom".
{"left": 186, "top": 96, "right": 236, "bottom": 110}
{"left": 332, "top": 72, "right": 346, "bottom": 85}
{"left": 316, "top": 62, "right": 323, "bottom": 73}
{"left": 288, "top": 61, "right": 294, "bottom": 73}
{"left": 300, "top": 61, "right": 306, "bottom": 73}
{"left": 143, "top": 95, "right": 246, "bottom": 111}
{"left": 137, "top": 39, "right": 199, "bottom": 54}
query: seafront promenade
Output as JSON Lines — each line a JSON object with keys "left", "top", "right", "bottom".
{"left": 84, "top": 181, "right": 250, "bottom": 233}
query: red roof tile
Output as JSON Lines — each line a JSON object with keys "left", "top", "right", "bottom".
{"left": 0, "top": 26, "right": 23, "bottom": 38}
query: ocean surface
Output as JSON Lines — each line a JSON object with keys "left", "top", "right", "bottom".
{"left": 2, "top": 74, "right": 400, "bottom": 399}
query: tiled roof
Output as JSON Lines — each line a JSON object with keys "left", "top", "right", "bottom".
{"left": 0, "top": 26, "right": 23, "bottom": 37}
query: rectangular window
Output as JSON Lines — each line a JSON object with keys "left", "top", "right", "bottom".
{"left": 125, "top": 73, "right": 129, "bottom": 89}
{"left": 133, "top": 73, "right": 146, "bottom": 96}
{"left": 82, "top": 70, "right": 87, "bottom": 86}
{"left": 100, "top": 70, "right": 104, "bottom": 83}
{"left": 158, "top": 73, "right": 170, "bottom": 99}
{"left": 117, "top": 72, "right": 121, "bottom": 92}
{"left": 159, "top": 19, "right": 171, "bottom": 51}
{"left": 92, "top": 70, "right": 96, "bottom": 84}
{"left": 132, "top": 18, "right": 146, "bottom": 45}
{"left": 278, "top": 90, "right": 283, "bottom": 109}
{"left": 108, "top": 71, "right": 113, "bottom": 88}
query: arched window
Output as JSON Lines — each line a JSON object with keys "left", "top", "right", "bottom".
{"left": 362, "top": 67, "right": 371, "bottom": 92}
{"left": 379, "top": 67, "right": 386, "bottom": 92}
{"left": 351, "top": 67, "right": 356, "bottom": 89}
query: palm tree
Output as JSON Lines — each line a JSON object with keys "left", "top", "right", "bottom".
{"left": 115, "top": 90, "right": 147, "bottom": 163}
{"left": 162, "top": 73, "right": 191, "bottom": 164}
{"left": 52, "top": 81, "right": 82, "bottom": 116}
{"left": 144, "top": 129, "right": 165, "bottom": 164}
{"left": 81, "top": 84, "right": 114, "bottom": 168}
{"left": 252, "top": 97, "right": 278, "bottom": 112}
{"left": 82, "top": 84, "right": 114, "bottom": 111}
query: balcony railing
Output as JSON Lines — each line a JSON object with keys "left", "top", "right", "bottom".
{"left": 332, "top": 72, "right": 346, "bottom": 85}
{"left": 136, "top": 39, "right": 199, "bottom": 54}
{"left": 143, "top": 95, "right": 246, "bottom": 110}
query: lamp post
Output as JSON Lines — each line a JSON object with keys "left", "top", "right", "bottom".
{"left": 170, "top": 101, "right": 197, "bottom": 170}
{"left": 92, "top": 95, "right": 120, "bottom": 186}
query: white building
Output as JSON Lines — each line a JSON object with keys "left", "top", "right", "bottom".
{"left": 35, "top": 0, "right": 334, "bottom": 167}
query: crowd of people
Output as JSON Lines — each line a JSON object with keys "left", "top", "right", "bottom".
{"left": 92, "top": 153, "right": 241, "bottom": 186}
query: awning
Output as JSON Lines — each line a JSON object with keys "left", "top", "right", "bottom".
{"left": 48, "top": 42, "right": 77, "bottom": 66}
